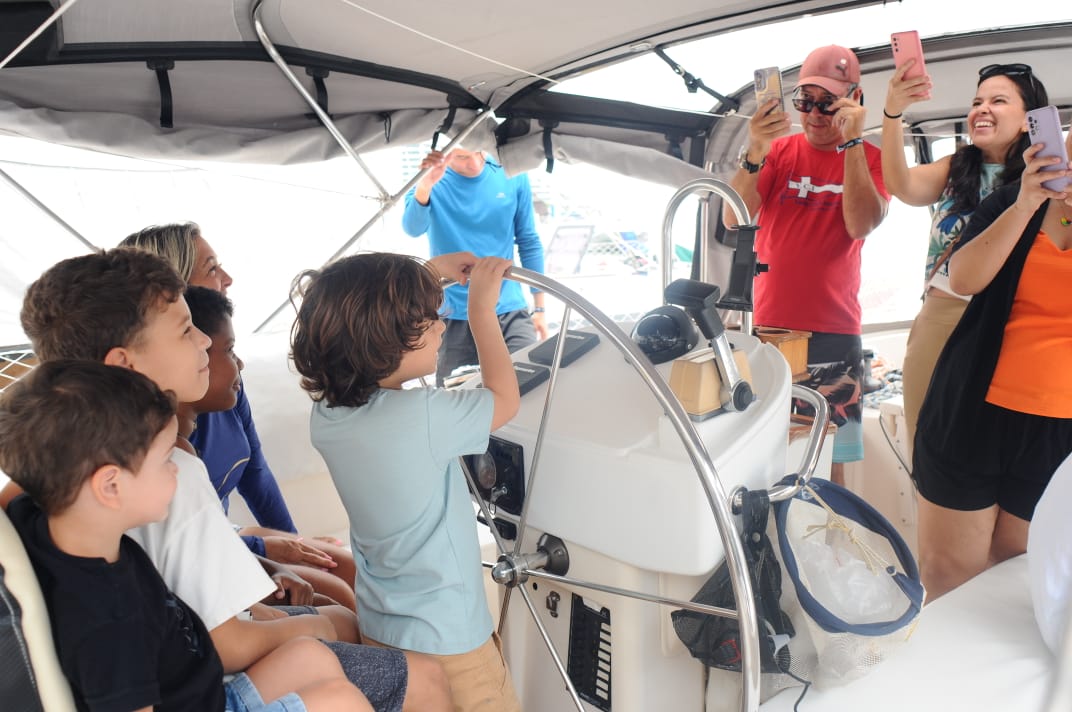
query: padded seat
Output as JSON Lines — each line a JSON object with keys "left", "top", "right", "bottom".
{"left": 0, "top": 505, "right": 75, "bottom": 711}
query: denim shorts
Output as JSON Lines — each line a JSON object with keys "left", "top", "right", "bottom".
{"left": 225, "top": 672, "right": 307, "bottom": 712}
{"left": 273, "top": 606, "right": 408, "bottom": 712}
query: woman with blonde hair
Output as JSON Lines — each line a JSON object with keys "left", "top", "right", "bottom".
{"left": 120, "top": 223, "right": 357, "bottom": 610}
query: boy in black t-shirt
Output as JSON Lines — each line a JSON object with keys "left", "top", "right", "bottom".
{"left": 0, "top": 360, "right": 370, "bottom": 712}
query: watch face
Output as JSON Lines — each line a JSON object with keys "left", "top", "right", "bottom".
{"left": 738, "top": 147, "right": 761, "bottom": 173}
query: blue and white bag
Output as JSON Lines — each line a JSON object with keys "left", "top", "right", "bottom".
{"left": 771, "top": 477, "right": 925, "bottom": 689}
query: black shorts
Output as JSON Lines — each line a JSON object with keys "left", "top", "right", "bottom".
{"left": 913, "top": 401, "right": 1072, "bottom": 520}
{"left": 436, "top": 309, "right": 538, "bottom": 385}
{"left": 795, "top": 332, "right": 864, "bottom": 464}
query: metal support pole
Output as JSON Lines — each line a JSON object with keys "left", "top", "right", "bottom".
{"left": 0, "top": 0, "right": 82, "bottom": 70}
{"left": 251, "top": 0, "right": 388, "bottom": 201}
{"left": 0, "top": 167, "right": 97, "bottom": 252}
{"left": 251, "top": 108, "right": 492, "bottom": 333}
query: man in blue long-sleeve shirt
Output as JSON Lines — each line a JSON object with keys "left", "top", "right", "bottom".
{"left": 403, "top": 148, "right": 547, "bottom": 385}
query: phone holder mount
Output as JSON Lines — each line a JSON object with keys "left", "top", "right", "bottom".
{"left": 665, "top": 278, "right": 755, "bottom": 412}
{"left": 717, "top": 224, "right": 766, "bottom": 314}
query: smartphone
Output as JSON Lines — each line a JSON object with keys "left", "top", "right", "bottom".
{"left": 1027, "top": 106, "right": 1071, "bottom": 192}
{"left": 753, "top": 67, "right": 784, "bottom": 115}
{"left": 891, "top": 31, "right": 926, "bottom": 79}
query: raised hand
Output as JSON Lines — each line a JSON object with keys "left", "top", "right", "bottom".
{"left": 885, "top": 59, "right": 933, "bottom": 117}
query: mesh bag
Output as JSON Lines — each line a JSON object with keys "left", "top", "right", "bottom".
{"left": 671, "top": 489, "right": 803, "bottom": 702}
{"left": 770, "top": 476, "right": 924, "bottom": 689}
{"left": 671, "top": 490, "right": 794, "bottom": 677}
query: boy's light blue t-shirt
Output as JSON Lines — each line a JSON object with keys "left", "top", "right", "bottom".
{"left": 310, "top": 386, "right": 495, "bottom": 655}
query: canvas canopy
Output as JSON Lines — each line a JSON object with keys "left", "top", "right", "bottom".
{"left": 1, "top": 1, "right": 1070, "bottom": 343}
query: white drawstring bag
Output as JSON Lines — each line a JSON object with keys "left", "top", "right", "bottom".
{"left": 770, "top": 477, "right": 924, "bottom": 691}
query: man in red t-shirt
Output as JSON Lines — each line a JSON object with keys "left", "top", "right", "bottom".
{"left": 726, "top": 45, "right": 890, "bottom": 485}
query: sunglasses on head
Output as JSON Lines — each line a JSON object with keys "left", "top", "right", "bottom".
{"left": 978, "top": 63, "right": 1032, "bottom": 80}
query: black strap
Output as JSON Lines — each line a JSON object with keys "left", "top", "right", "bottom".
{"left": 431, "top": 105, "right": 457, "bottom": 151}
{"left": 380, "top": 112, "right": 392, "bottom": 143}
{"left": 541, "top": 121, "right": 558, "bottom": 173}
{"left": 146, "top": 59, "right": 175, "bottom": 129}
{"left": 666, "top": 134, "right": 684, "bottom": 161}
{"left": 305, "top": 67, "right": 331, "bottom": 118}
{"left": 653, "top": 47, "right": 740, "bottom": 112}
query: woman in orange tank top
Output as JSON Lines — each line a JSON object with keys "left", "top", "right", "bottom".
{"left": 912, "top": 126, "right": 1072, "bottom": 601}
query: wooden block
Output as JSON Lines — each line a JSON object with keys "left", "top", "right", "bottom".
{"left": 754, "top": 327, "right": 811, "bottom": 379}
{"left": 669, "top": 348, "right": 752, "bottom": 418}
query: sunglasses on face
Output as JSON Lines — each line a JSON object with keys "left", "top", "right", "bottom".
{"left": 978, "top": 63, "right": 1033, "bottom": 80}
{"left": 791, "top": 95, "right": 841, "bottom": 116}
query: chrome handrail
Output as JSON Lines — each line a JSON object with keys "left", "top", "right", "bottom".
{"left": 730, "top": 383, "right": 828, "bottom": 512}
{"left": 661, "top": 178, "right": 753, "bottom": 332}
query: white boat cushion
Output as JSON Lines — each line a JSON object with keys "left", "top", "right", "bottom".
{"left": 1028, "top": 452, "right": 1072, "bottom": 655}
{"left": 0, "top": 504, "right": 75, "bottom": 711}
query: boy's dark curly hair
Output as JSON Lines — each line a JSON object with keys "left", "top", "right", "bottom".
{"left": 21, "top": 248, "right": 185, "bottom": 362}
{"left": 290, "top": 253, "right": 442, "bottom": 408}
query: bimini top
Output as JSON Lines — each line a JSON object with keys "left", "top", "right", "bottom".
{"left": 0, "top": 0, "right": 889, "bottom": 165}
{"left": 2, "top": 1, "right": 1070, "bottom": 173}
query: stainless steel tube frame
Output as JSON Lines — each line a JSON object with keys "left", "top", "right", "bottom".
{"left": 251, "top": 0, "right": 388, "bottom": 200}
{"left": 730, "top": 383, "right": 828, "bottom": 512}
{"left": 661, "top": 178, "right": 754, "bottom": 333}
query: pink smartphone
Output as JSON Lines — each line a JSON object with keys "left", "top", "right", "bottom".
{"left": 753, "top": 67, "right": 784, "bottom": 115}
{"left": 891, "top": 31, "right": 926, "bottom": 79}
{"left": 1027, "top": 106, "right": 1071, "bottom": 192}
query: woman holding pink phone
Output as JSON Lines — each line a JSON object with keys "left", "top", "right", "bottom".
{"left": 880, "top": 61, "right": 1048, "bottom": 454}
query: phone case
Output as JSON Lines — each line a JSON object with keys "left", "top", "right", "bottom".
{"left": 753, "top": 67, "right": 784, "bottom": 114}
{"left": 1027, "top": 106, "right": 1071, "bottom": 192}
{"left": 891, "top": 31, "right": 926, "bottom": 79}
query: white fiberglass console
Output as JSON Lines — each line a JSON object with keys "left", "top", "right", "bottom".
{"left": 465, "top": 327, "right": 796, "bottom": 712}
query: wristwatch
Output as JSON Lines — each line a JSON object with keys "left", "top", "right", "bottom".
{"left": 737, "top": 145, "right": 764, "bottom": 174}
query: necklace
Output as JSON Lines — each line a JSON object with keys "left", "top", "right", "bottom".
{"left": 1061, "top": 217, "right": 1072, "bottom": 227}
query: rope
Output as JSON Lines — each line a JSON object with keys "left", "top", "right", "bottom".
{"left": 799, "top": 484, "right": 893, "bottom": 576}
{"left": 0, "top": 0, "right": 82, "bottom": 70}
{"left": 336, "top": 1, "right": 560, "bottom": 87}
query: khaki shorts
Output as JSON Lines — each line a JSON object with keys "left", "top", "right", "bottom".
{"left": 365, "top": 633, "right": 521, "bottom": 712}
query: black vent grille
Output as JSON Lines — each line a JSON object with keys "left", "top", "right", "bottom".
{"left": 567, "top": 593, "right": 611, "bottom": 711}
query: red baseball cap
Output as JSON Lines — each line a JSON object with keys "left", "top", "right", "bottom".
{"left": 795, "top": 45, "right": 861, "bottom": 96}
